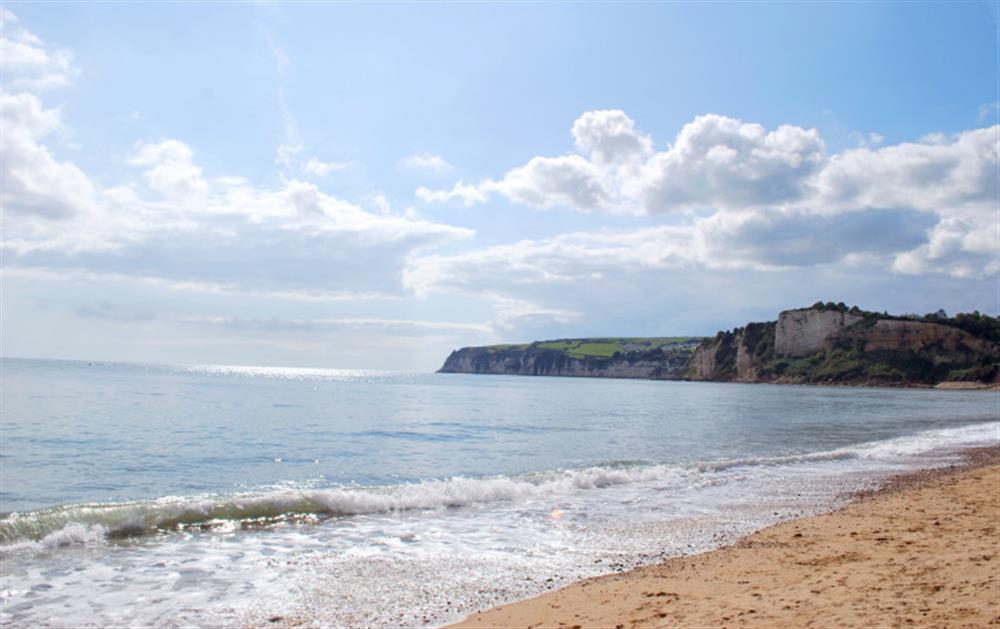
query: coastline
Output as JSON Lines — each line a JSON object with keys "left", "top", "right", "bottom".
{"left": 450, "top": 447, "right": 1000, "bottom": 628}
{"left": 438, "top": 371, "right": 1000, "bottom": 390}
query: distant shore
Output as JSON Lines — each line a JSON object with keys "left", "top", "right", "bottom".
{"left": 439, "top": 305, "right": 1000, "bottom": 387}
{"left": 441, "top": 370, "right": 1000, "bottom": 390}
{"left": 451, "top": 447, "right": 1000, "bottom": 627}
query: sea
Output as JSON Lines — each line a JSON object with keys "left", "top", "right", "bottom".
{"left": 1, "top": 357, "right": 997, "bottom": 627}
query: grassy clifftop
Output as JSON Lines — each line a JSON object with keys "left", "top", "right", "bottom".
{"left": 439, "top": 337, "right": 703, "bottom": 378}
{"left": 474, "top": 337, "right": 702, "bottom": 359}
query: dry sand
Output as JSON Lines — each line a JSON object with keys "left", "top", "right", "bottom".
{"left": 452, "top": 450, "right": 1000, "bottom": 628}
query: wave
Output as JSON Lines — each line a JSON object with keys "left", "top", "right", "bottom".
{"left": 0, "top": 465, "right": 692, "bottom": 548}
{"left": 3, "top": 420, "right": 996, "bottom": 549}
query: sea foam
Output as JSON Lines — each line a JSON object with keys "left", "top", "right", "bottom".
{"left": 3, "top": 420, "right": 995, "bottom": 550}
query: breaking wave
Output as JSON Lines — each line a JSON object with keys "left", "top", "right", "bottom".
{"left": 3, "top": 420, "right": 995, "bottom": 549}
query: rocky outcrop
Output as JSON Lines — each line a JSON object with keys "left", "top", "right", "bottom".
{"left": 859, "top": 320, "right": 997, "bottom": 363}
{"left": 439, "top": 342, "right": 698, "bottom": 379}
{"left": 684, "top": 322, "right": 775, "bottom": 381}
{"left": 686, "top": 305, "right": 1000, "bottom": 385}
{"left": 774, "top": 308, "right": 864, "bottom": 357}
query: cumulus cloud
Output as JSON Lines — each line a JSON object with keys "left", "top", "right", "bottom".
{"left": 399, "top": 152, "right": 452, "bottom": 172}
{"left": 0, "top": 92, "right": 97, "bottom": 220}
{"left": 416, "top": 109, "right": 998, "bottom": 278}
{"left": 494, "top": 155, "right": 609, "bottom": 211}
{"left": 0, "top": 10, "right": 78, "bottom": 90}
{"left": 417, "top": 111, "right": 826, "bottom": 213}
{"left": 417, "top": 156, "right": 612, "bottom": 212}
{"left": 130, "top": 140, "right": 209, "bottom": 203}
{"left": 419, "top": 111, "right": 995, "bottom": 218}
{"left": 636, "top": 115, "right": 825, "bottom": 211}
{"left": 892, "top": 216, "right": 1000, "bottom": 278}
{"left": 812, "top": 126, "right": 998, "bottom": 214}
{"left": 572, "top": 109, "right": 653, "bottom": 165}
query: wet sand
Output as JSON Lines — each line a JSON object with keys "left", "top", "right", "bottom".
{"left": 452, "top": 448, "right": 1000, "bottom": 628}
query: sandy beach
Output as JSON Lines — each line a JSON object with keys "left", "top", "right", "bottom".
{"left": 452, "top": 449, "right": 1000, "bottom": 628}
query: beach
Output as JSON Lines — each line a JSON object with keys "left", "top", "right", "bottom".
{"left": 453, "top": 448, "right": 1000, "bottom": 628}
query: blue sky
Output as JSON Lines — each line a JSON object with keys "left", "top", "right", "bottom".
{"left": 2, "top": 2, "right": 998, "bottom": 369}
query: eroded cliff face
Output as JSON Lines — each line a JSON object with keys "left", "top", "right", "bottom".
{"left": 684, "top": 322, "right": 775, "bottom": 382}
{"left": 774, "top": 309, "right": 864, "bottom": 357}
{"left": 439, "top": 345, "right": 695, "bottom": 379}
{"left": 859, "top": 320, "right": 997, "bottom": 364}
{"left": 686, "top": 306, "right": 1000, "bottom": 385}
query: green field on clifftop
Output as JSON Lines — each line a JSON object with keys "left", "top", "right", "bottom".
{"left": 478, "top": 337, "right": 702, "bottom": 360}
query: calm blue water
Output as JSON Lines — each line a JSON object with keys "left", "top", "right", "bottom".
{"left": 1, "top": 357, "right": 997, "bottom": 626}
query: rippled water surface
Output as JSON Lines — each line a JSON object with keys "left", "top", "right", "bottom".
{"left": 1, "top": 358, "right": 997, "bottom": 626}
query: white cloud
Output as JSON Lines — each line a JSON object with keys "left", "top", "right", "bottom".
{"left": 418, "top": 110, "right": 996, "bottom": 220}
{"left": 486, "top": 294, "right": 582, "bottom": 330}
{"left": 415, "top": 110, "right": 997, "bottom": 278}
{"left": 403, "top": 227, "right": 690, "bottom": 297}
{"left": 572, "top": 109, "right": 653, "bottom": 165}
{"left": 129, "top": 140, "right": 209, "bottom": 203}
{"left": 181, "top": 314, "right": 492, "bottom": 334}
{"left": 399, "top": 152, "right": 453, "bottom": 172}
{"left": 404, "top": 202, "right": 977, "bottom": 302}
{"left": 892, "top": 216, "right": 999, "bottom": 279}
{"left": 635, "top": 114, "right": 826, "bottom": 212}
{"left": 6, "top": 140, "right": 475, "bottom": 293}
{"left": 0, "top": 10, "right": 78, "bottom": 90}
{"left": 0, "top": 34, "right": 474, "bottom": 299}
{"left": 812, "top": 126, "right": 998, "bottom": 215}
{"left": 418, "top": 111, "right": 825, "bottom": 214}
{"left": 496, "top": 155, "right": 610, "bottom": 211}
{"left": 303, "top": 157, "right": 350, "bottom": 177}
{"left": 0, "top": 92, "right": 97, "bottom": 220}
{"left": 1, "top": 265, "right": 404, "bottom": 303}
{"left": 400, "top": 202, "right": 996, "bottom": 341}
{"left": 416, "top": 155, "right": 612, "bottom": 213}
{"left": 416, "top": 181, "right": 491, "bottom": 206}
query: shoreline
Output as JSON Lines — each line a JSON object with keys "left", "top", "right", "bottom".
{"left": 438, "top": 371, "right": 1000, "bottom": 390}
{"left": 450, "top": 446, "right": 1000, "bottom": 628}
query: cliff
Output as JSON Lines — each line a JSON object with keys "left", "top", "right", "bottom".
{"left": 439, "top": 304, "right": 1000, "bottom": 387}
{"left": 686, "top": 303, "right": 1000, "bottom": 386}
{"left": 438, "top": 338, "right": 702, "bottom": 379}
{"left": 684, "top": 321, "right": 776, "bottom": 382}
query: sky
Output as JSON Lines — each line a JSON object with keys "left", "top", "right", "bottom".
{"left": 1, "top": 2, "right": 998, "bottom": 370}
